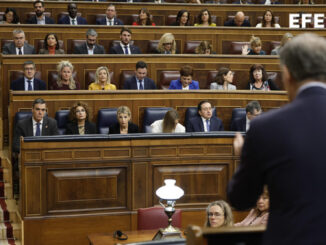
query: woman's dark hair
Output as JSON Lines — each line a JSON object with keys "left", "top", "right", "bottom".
{"left": 175, "top": 10, "right": 190, "bottom": 26}
{"left": 197, "top": 9, "right": 212, "bottom": 25}
{"left": 215, "top": 67, "right": 230, "bottom": 85}
{"left": 195, "top": 41, "right": 213, "bottom": 54}
{"left": 162, "top": 110, "right": 179, "bottom": 133}
{"left": 69, "top": 101, "right": 89, "bottom": 122}
{"left": 180, "top": 65, "right": 193, "bottom": 77}
{"left": 137, "top": 8, "right": 153, "bottom": 25}
{"left": 249, "top": 64, "right": 268, "bottom": 83}
{"left": 4, "top": 7, "right": 20, "bottom": 24}
{"left": 44, "top": 33, "right": 60, "bottom": 50}
{"left": 262, "top": 9, "right": 276, "bottom": 27}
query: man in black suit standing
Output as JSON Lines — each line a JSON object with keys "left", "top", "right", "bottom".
{"left": 228, "top": 33, "right": 326, "bottom": 245}
{"left": 58, "top": 3, "right": 87, "bottom": 25}
{"left": 186, "top": 101, "right": 224, "bottom": 132}
{"left": 96, "top": 4, "right": 123, "bottom": 26}
{"left": 231, "top": 101, "right": 262, "bottom": 132}
{"left": 10, "top": 61, "right": 46, "bottom": 91}
{"left": 224, "top": 11, "right": 251, "bottom": 27}
{"left": 73, "top": 29, "right": 105, "bottom": 54}
{"left": 2, "top": 29, "right": 36, "bottom": 55}
{"left": 123, "top": 61, "right": 156, "bottom": 90}
{"left": 109, "top": 27, "right": 141, "bottom": 54}
{"left": 26, "top": 0, "right": 55, "bottom": 24}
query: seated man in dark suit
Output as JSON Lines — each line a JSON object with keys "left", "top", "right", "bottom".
{"left": 123, "top": 61, "right": 156, "bottom": 90}
{"left": 224, "top": 11, "right": 251, "bottom": 27}
{"left": 26, "top": 0, "right": 55, "bottom": 24}
{"left": 231, "top": 100, "right": 262, "bottom": 132}
{"left": 96, "top": 4, "right": 123, "bottom": 26}
{"left": 13, "top": 98, "right": 58, "bottom": 153}
{"left": 109, "top": 27, "right": 141, "bottom": 54}
{"left": 186, "top": 100, "right": 224, "bottom": 132}
{"left": 2, "top": 29, "right": 36, "bottom": 55}
{"left": 73, "top": 29, "right": 105, "bottom": 54}
{"left": 58, "top": 3, "right": 87, "bottom": 25}
{"left": 10, "top": 61, "right": 46, "bottom": 91}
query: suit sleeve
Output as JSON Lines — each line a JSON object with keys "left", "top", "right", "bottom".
{"left": 73, "top": 46, "right": 82, "bottom": 54}
{"left": 12, "top": 121, "right": 25, "bottom": 153}
{"left": 185, "top": 119, "right": 194, "bottom": 132}
{"left": 108, "top": 47, "right": 118, "bottom": 54}
{"left": 2, "top": 45, "right": 10, "bottom": 54}
{"left": 123, "top": 79, "right": 130, "bottom": 89}
{"left": 149, "top": 79, "right": 156, "bottom": 89}
{"left": 39, "top": 80, "right": 47, "bottom": 90}
{"left": 49, "top": 119, "right": 59, "bottom": 135}
{"left": 219, "top": 119, "right": 224, "bottom": 131}
{"left": 169, "top": 80, "right": 176, "bottom": 89}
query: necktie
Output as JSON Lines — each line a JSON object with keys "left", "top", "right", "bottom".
{"left": 18, "top": 48, "right": 22, "bottom": 55}
{"left": 27, "top": 80, "right": 32, "bottom": 91}
{"left": 72, "top": 19, "right": 76, "bottom": 25}
{"left": 139, "top": 80, "right": 144, "bottom": 90}
{"left": 124, "top": 46, "right": 129, "bottom": 55}
{"left": 109, "top": 20, "right": 113, "bottom": 26}
{"left": 36, "top": 122, "right": 41, "bottom": 136}
{"left": 206, "top": 119, "right": 210, "bottom": 132}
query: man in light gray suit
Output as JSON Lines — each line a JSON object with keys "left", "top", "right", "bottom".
{"left": 73, "top": 29, "right": 105, "bottom": 55}
{"left": 2, "top": 29, "right": 36, "bottom": 55}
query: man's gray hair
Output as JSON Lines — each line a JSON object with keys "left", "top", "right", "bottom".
{"left": 86, "top": 29, "right": 97, "bottom": 37}
{"left": 246, "top": 100, "right": 261, "bottom": 114}
{"left": 13, "top": 29, "right": 24, "bottom": 36}
{"left": 280, "top": 33, "right": 326, "bottom": 83}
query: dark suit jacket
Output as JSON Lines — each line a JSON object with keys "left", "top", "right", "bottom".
{"left": 227, "top": 86, "right": 326, "bottom": 245}
{"left": 109, "top": 122, "right": 139, "bottom": 134}
{"left": 73, "top": 43, "right": 105, "bottom": 54}
{"left": 230, "top": 117, "right": 246, "bottom": 131}
{"left": 96, "top": 17, "right": 123, "bottom": 25}
{"left": 26, "top": 15, "right": 55, "bottom": 24}
{"left": 13, "top": 116, "right": 58, "bottom": 153}
{"left": 109, "top": 44, "right": 141, "bottom": 54}
{"left": 10, "top": 77, "right": 47, "bottom": 91}
{"left": 2, "top": 42, "right": 36, "bottom": 55}
{"left": 123, "top": 76, "right": 156, "bottom": 90}
{"left": 65, "top": 121, "right": 97, "bottom": 135}
{"left": 58, "top": 16, "right": 87, "bottom": 25}
{"left": 186, "top": 116, "right": 224, "bottom": 132}
{"left": 224, "top": 19, "right": 251, "bottom": 27}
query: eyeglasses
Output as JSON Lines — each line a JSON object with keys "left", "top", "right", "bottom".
{"left": 208, "top": 212, "right": 224, "bottom": 217}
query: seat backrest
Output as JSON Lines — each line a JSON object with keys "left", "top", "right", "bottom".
{"left": 184, "top": 107, "right": 217, "bottom": 126}
{"left": 230, "top": 108, "right": 246, "bottom": 129}
{"left": 97, "top": 108, "right": 118, "bottom": 134}
{"left": 85, "top": 70, "right": 116, "bottom": 89}
{"left": 147, "top": 40, "right": 159, "bottom": 53}
{"left": 14, "top": 111, "right": 32, "bottom": 126}
{"left": 184, "top": 41, "right": 201, "bottom": 54}
{"left": 70, "top": 39, "right": 85, "bottom": 54}
{"left": 207, "top": 70, "right": 218, "bottom": 87}
{"left": 55, "top": 110, "right": 70, "bottom": 135}
{"left": 10, "top": 70, "right": 42, "bottom": 83}
{"left": 143, "top": 107, "right": 172, "bottom": 133}
{"left": 229, "top": 41, "right": 250, "bottom": 55}
{"left": 137, "top": 207, "right": 182, "bottom": 230}
{"left": 119, "top": 70, "right": 135, "bottom": 89}
{"left": 166, "top": 15, "right": 176, "bottom": 25}
{"left": 159, "top": 71, "right": 180, "bottom": 90}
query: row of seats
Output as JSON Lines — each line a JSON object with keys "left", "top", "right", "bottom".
{"left": 14, "top": 107, "right": 246, "bottom": 134}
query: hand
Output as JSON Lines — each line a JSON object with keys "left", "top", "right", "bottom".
{"left": 233, "top": 132, "right": 244, "bottom": 156}
{"left": 242, "top": 44, "right": 250, "bottom": 55}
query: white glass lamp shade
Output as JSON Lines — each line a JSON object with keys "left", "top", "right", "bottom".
{"left": 156, "top": 179, "right": 184, "bottom": 201}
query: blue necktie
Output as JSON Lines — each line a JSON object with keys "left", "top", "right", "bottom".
{"left": 27, "top": 80, "right": 32, "bottom": 91}
{"left": 36, "top": 122, "right": 41, "bottom": 136}
{"left": 206, "top": 119, "right": 210, "bottom": 132}
{"left": 139, "top": 80, "right": 144, "bottom": 90}
{"left": 124, "top": 45, "right": 129, "bottom": 54}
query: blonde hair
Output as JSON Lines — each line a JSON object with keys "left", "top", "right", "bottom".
{"left": 117, "top": 106, "right": 131, "bottom": 118}
{"left": 205, "top": 200, "right": 234, "bottom": 228}
{"left": 250, "top": 36, "right": 262, "bottom": 49}
{"left": 280, "top": 32, "right": 293, "bottom": 47}
{"left": 95, "top": 66, "right": 111, "bottom": 85}
{"left": 56, "top": 60, "right": 76, "bottom": 90}
{"left": 157, "top": 33, "right": 177, "bottom": 54}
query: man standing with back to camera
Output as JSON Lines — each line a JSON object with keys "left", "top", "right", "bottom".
{"left": 228, "top": 33, "right": 326, "bottom": 244}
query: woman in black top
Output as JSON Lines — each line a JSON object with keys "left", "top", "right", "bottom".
{"left": 171, "top": 10, "right": 191, "bottom": 26}
{"left": 109, "top": 106, "right": 139, "bottom": 134}
{"left": 246, "top": 64, "right": 279, "bottom": 91}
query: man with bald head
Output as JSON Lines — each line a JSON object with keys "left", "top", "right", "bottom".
{"left": 224, "top": 11, "right": 251, "bottom": 27}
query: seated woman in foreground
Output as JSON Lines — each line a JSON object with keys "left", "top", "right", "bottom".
{"left": 205, "top": 200, "right": 233, "bottom": 228}
{"left": 151, "top": 109, "right": 185, "bottom": 133}
{"left": 51, "top": 60, "right": 80, "bottom": 90}
{"left": 66, "top": 102, "right": 96, "bottom": 135}
{"left": 88, "top": 66, "right": 116, "bottom": 90}
{"left": 109, "top": 106, "right": 139, "bottom": 134}
{"left": 39, "top": 33, "right": 65, "bottom": 54}
{"left": 235, "top": 187, "right": 269, "bottom": 226}
{"left": 169, "top": 65, "right": 199, "bottom": 90}
{"left": 210, "top": 67, "right": 236, "bottom": 90}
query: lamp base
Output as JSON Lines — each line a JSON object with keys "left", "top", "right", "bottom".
{"left": 152, "top": 227, "right": 183, "bottom": 241}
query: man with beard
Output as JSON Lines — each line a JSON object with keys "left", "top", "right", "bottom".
{"left": 108, "top": 27, "right": 141, "bottom": 54}
{"left": 58, "top": 3, "right": 87, "bottom": 25}
{"left": 73, "top": 29, "right": 105, "bottom": 54}
{"left": 26, "top": 0, "right": 55, "bottom": 24}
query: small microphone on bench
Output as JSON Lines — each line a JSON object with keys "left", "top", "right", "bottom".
{"left": 113, "top": 230, "right": 128, "bottom": 240}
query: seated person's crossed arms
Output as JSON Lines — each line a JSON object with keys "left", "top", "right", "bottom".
{"left": 169, "top": 65, "right": 199, "bottom": 90}
{"left": 151, "top": 109, "right": 185, "bottom": 133}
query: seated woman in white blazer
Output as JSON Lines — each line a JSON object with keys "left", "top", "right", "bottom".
{"left": 151, "top": 109, "right": 185, "bottom": 133}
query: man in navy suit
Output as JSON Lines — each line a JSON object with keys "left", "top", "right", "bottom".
{"left": 224, "top": 11, "right": 251, "bottom": 27}
{"left": 73, "top": 29, "right": 105, "bottom": 54}
{"left": 96, "top": 4, "right": 123, "bottom": 26}
{"left": 228, "top": 33, "right": 326, "bottom": 245}
{"left": 11, "top": 61, "right": 46, "bottom": 91}
{"left": 186, "top": 101, "right": 224, "bottom": 132}
{"left": 123, "top": 61, "right": 156, "bottom": 90}
{"left": 2, "top": 29, "right": 36, "bottom": 55}
{"left": 109, "top": 27, "right": 141, "bottom": 54}
{"left": 26, "top": 0, "right": 55, "bottom": 24}
{"left": 231, "top": 101, "right": 261, "bottom": 131}
{"left": 58, "top": 3, "right": 87, "bottom": 25}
